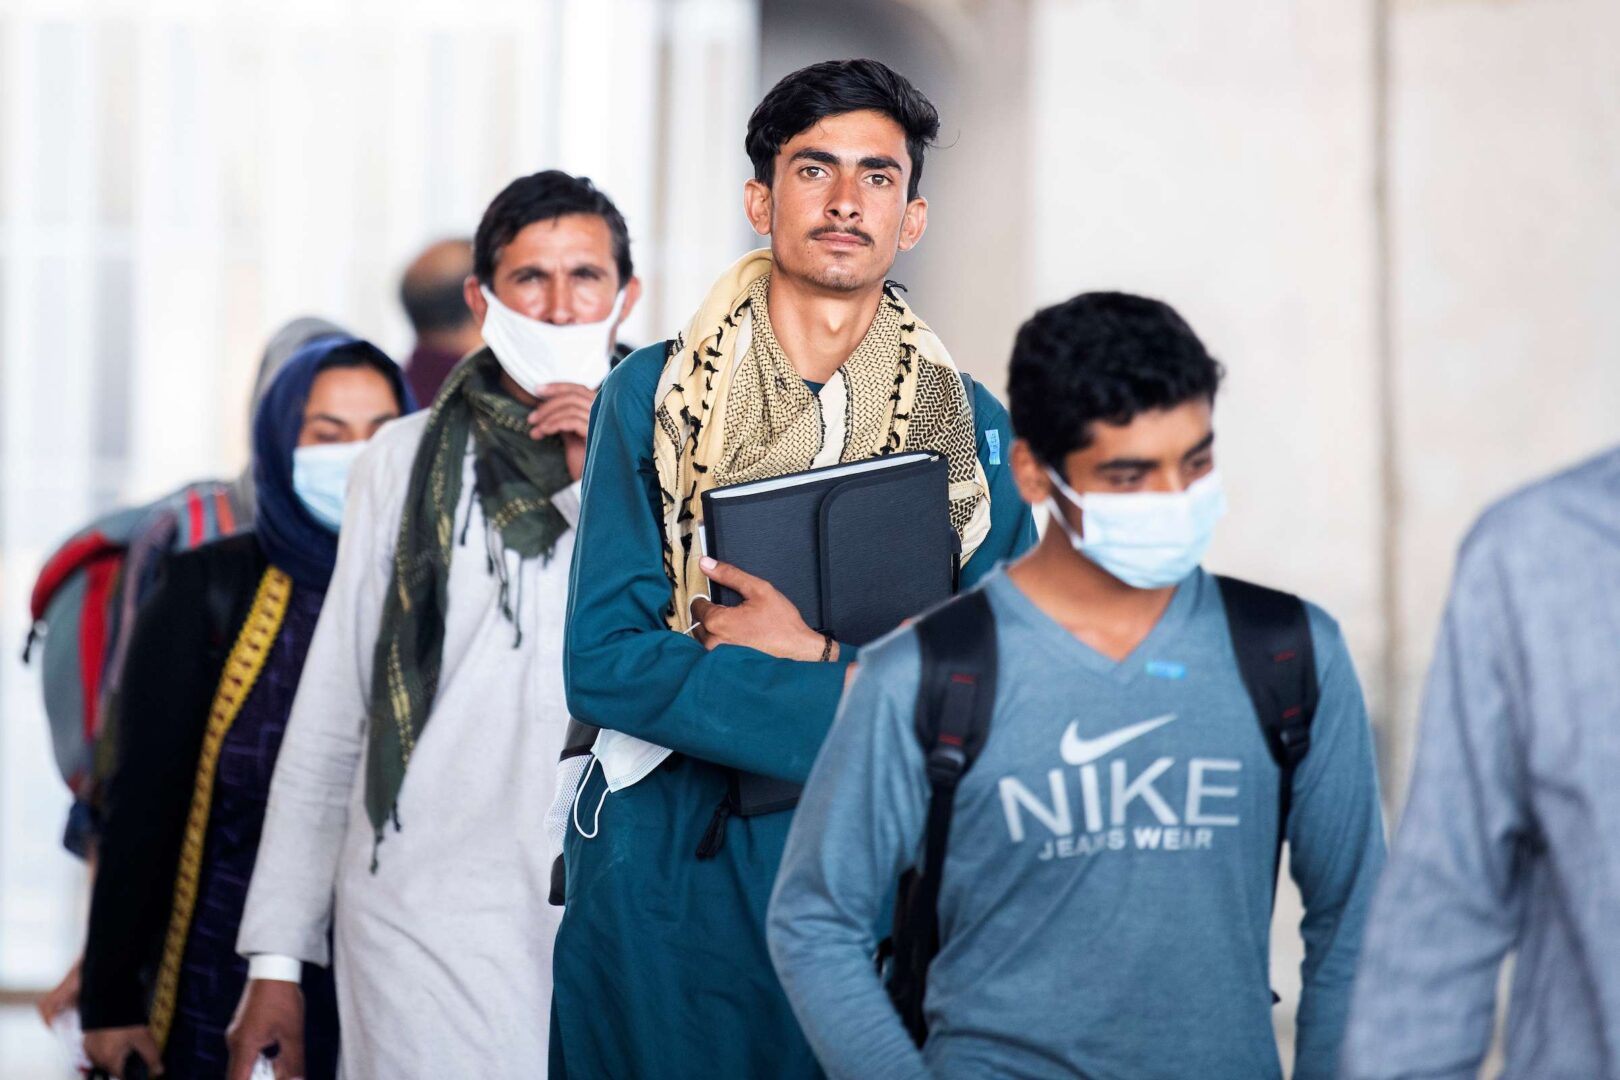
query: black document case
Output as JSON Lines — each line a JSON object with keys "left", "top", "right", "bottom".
{"left": 700, "top": 451, "right": 958, "bottom": 814}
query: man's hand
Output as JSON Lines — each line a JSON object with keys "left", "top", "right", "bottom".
{"left": 84, "top": 1025, "right": 162, "bottom": 1077}
{"left": 226, "top": 980, "right": 304, "bottom": 1080}
{"left": 689, "top": 557, "right": 834, "bottom": 662}
{"left": 35, "top": 955, "right": 81, "bottom": 1025}
{"left": 527, "top": 382, "right": 597, "bottom": 480}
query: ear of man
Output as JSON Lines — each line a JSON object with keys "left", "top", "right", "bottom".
{"left": 743, "top": 179, "right": 773, "bottom": 239}
{"left": 462, "top": 275, "right": 489, "bottom": 327}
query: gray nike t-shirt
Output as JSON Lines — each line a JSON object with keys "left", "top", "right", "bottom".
{"left": 768, "top": 567, "right": 1386, "bottom": 1080}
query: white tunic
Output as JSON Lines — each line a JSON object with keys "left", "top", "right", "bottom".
{"left": 238, "top": 410, "right": 576, "bottom": 1079}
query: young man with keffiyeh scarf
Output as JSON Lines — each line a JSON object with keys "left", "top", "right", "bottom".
{"left": 552, "top": 60, "right": 1036, "bottom": 1078}
{"left": 224, "top": 171, "right": 640, "bottom": 1080}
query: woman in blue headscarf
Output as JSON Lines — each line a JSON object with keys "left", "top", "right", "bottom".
{"left": 79, "top": 336, "right": 415, "bottom": 1080}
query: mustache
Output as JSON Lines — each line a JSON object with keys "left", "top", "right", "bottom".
{"left": 809, "top": 225, "right": 874, "bottom": 246}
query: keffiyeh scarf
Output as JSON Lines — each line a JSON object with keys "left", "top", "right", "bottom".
{"left": 653, "top": 248, "right": 990, "bottom": 632}
{"left": 366, "top": 348, "right": 571, "bottom": 864}
{"left": 583, "top": 250, "right": 992, "bottom": 800}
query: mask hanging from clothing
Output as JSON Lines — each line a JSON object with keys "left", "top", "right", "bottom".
{"left": 292, "top": 441, "right": 369, "bottom": 532}
{"left": 1046, "top": 468, "right": 1227, "bottom": 589}
{"left": 479, "top": 286, "right": 624, "bottom": 392}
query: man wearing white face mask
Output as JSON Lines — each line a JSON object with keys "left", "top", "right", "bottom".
{"left": 227, "top": 171, "right": 639, "bottom": 1080}
{"left": 769, "top": 292, "right": 1386, "bottom": 1080}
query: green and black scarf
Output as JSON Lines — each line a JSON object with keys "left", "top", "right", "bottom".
{"left": 365, "top": 348, "right": 571, "bottom": 864}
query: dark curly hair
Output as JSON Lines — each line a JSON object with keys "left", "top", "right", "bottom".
{"left": 474, "top": 171, "right": 632, "bottom": 287}
{"left": 746, "top": 59, "right": 940, "bottom": 201}
{"left": 1008, "top": 292, "right": 1224, "bottom": 467}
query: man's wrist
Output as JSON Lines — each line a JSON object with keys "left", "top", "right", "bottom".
{"left": 794, "top": 626, "right": 823, "bottom": 662}
{"left": 807, "top": 629, "right": 839, "bottom": 663}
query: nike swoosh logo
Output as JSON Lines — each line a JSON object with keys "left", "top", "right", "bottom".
{"left": 1059, "top": 713, "right": 1177, "bottom": 766}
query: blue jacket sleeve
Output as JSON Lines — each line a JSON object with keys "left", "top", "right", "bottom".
{"left": 961, "top": 383, "right": 1037, "bottom": 588}
{"left": 1285, "top": 607, "right": 1388, "bottom": 1080}
{"left": 564, "top": 354, "right": 1035, "bottom": 784}
{"left": 564, "top": 348, "right": 850, "bottom": 782}
{"left": 1340, "top": 527, "right": 1527, "bottom": 1080}
{"left": 768, "top": 634, "right": 932, "bottom": 1080}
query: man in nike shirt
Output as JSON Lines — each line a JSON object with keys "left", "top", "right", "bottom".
{"left": 767, "top": 292, "right": 1386, "bottom": 1080}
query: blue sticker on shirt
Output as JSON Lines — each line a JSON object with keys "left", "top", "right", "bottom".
{"left": 986, "top": 429, "right": 1001, "bottom": 465}
{"left": 1144, "top": 660, "right": 1187, "bottom": 680}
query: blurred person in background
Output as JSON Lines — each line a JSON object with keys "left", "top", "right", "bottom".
{"left": 227, "top": 170, "right": 638, "bottom": 1080}
{"left": 77, "top": 337, "right": 413, "bottom": 1080}
{"left": 399, "top": 238, "right": 483, "bottom": 405}
{"left": 33, "top": 316, "right": 344, "bottom": 1034}
{"left": 1342, "top": 446, "right": 1620, "bottom": 1080}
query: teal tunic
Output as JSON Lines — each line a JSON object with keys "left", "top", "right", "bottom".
{"left": 552, "top": 344, "right": 1037, "bottom": 1078}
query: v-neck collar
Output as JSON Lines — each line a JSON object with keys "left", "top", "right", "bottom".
{"left": 986, "top": 567, "right": 1204, "bottom": 686}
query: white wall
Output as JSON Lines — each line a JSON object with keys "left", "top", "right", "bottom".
{"left": 1386, "top": 0, "right": 1620, "bottom": 793}
{"left": 1029, "top": 0, "right": 1386, "bottom": 701}
{"left": 1027, "top": 0, "right": 1620, "bottom": 804}
{"left": 759, "top": 0, "right": 1033, "bottom": 384}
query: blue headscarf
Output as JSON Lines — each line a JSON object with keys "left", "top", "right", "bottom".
{"left": 253, "top": 335, "right": 417, "bottom": 590}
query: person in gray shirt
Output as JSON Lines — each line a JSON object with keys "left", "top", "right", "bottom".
{"left": 770, "top": 292, "right": 1386, "bottom": 1080}
{"left": 1343, "top": 446, "right": 1620, "bottom": 1079}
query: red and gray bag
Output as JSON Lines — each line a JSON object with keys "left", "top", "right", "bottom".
{"left": 24, "top": 481, "right": 244, "bottom": 854}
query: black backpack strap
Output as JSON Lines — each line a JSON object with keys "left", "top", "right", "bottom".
{"left": 559, "top": 718, "right": 600, "bottom": 761}
{"left": 549, "top": 719, "right": 604, "bottom": 904}
{"left": 1215, "top": 576, "right": 1319, "bottom": 889}
{"left": 883, "top": 588, "right": 997, "bottom": 1046}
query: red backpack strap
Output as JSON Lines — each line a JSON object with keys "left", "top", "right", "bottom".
{"left": 77, "top": 556, "right": 122, "bottom": 745}
{"left": 185, "top": 489, "right": 207, "bottom": 547}
{"left": 213, "top": 488, "right": 238, "bottom": 535}
{"left": 29, "top": 531, "right": 121, "bottom": 623}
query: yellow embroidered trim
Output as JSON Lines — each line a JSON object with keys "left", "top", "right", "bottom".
{"left": 149, "top": 567, "right": 292, "bottom": 1050}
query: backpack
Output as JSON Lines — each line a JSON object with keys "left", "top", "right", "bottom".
{"left": 24, "top": 481, "right": 244, "bottom": 853}
{"left": 881, "top": 575, "right": 1319, "bottom": 1045}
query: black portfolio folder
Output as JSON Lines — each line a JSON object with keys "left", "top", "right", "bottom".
{"left": 700, "top": 451, "right": 958, "bottom": 814}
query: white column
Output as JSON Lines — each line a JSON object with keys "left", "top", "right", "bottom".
{"left": 1029, "top": 0, "right": 1384, "bottom": 685}
{"left": 654, "top": 0, "right": 761, "bottom": 335}
{"left": 0, "top": 15, "right": 100, "bottom": 989}
{"left": 127, "top": 15, "right": 229, "bottom": 497}
{"left": 1387, "top": 0, "right": 1620, "bottom": 796}
{"left": 548, "top": 0, "right": 664, "bottom": 344}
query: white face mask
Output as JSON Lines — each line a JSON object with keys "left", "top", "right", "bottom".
{"left": 1046, "top": 467, "right": 1227, "bottom": 590}
{"left": 292, "top": 440, "right": 369, "bottom": 531}
{"left": 479, "top": 285, "right": 624, "bottom": 392}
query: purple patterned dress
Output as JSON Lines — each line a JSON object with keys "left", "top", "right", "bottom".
{"left": 163, "top": 582, "right": 339, "bottom": 1080}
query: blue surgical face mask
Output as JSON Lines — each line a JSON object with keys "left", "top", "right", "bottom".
{"left": 1046, "top": 467, "right": 1227, "bottom": 590}
{"left": 292, "top": 441, "right": 368, "bottom": 532}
